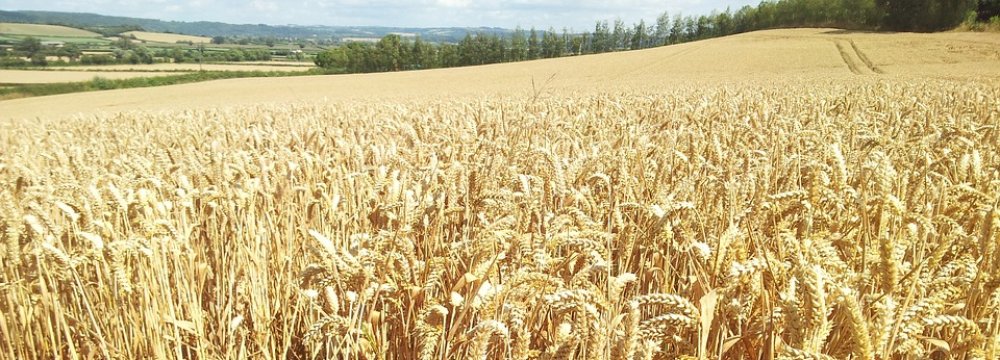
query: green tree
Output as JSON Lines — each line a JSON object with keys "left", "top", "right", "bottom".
{"left": 510, "top": 27, "right": 528, "bottom": 61}
{"left": 612, "top": 19, "right": 626, "bottom": 50}
{"left": 314, "top": 47, "right": 348, "bottom": 70}
{"left": 59, "top": 43, "right": 82, "bottom": 62}
{"left": 527, "top": 28, "right": 540, "bottom": 60}
{"left": 654, "top": 12, "right": 671, "bottom": 46}
{"left": 437, "top": 43, "right": 461, "bottom": 67}
{"left": 16, "top": 36, "right": 43, "bottom": 57}
{"left": 669, "top": 14, "right": 684, "bottom": 44}
{"left": 541, "top": 29, "right": 563, "bottom": 58}
{"left": 876, "top": 0, "right": 974, "bottom": 30}
{"left": 116, "top": 35, "right": 133, "bottom": 50}
{"left": 30, "top": 53, "right": 47, "bottom": 66}
{"left": 593, "top": 21, "right": 612, "bottom": 52}
{"left": 377, "top": 34, "right": 405, "bottom": 71}
{"left": 631, "top": 20, "right": 647, "bottom": 49}
{"left": 409, "top": 36, "right": 434, "bottom": 69}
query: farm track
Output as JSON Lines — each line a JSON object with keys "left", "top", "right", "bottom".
{"left": 834, "top": 39, "right": 883, "bottom": 75}
{"left": 834, "top": 40, "right": 866, "bottom": 75}
{"left": 849, "top": 39, "right": 885, "bottom": 74}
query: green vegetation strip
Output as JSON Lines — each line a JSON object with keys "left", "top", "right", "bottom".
{"left": 0, "top": 69, "right": 331, "bottom": 100}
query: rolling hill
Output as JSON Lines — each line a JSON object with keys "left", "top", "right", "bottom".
{"left": 2, "top": 28, "right": 998, "bottom": 121}
{"left": 0, "top": 22, "right": 100, "bottom": 37}
{"left": 0, "top": 10, "right": 511, "bottom": 42}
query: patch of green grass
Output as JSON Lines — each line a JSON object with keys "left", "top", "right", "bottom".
{"left": 0, "top": 68, "right": 333, "bottom": 100}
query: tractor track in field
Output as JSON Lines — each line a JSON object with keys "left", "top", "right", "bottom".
{"left": 834, "top": 39, "right": 884, "bottom": 75}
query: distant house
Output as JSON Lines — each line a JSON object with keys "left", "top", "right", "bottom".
{"left": 41, "top": 41, "right": 65, "bottom": 48}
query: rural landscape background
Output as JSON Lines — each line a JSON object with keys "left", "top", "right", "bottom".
{"left": 2, "top": 0, "right": 1000, "bottom": 359}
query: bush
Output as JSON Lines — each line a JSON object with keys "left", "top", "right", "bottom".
{"left": 0, "top": 57, "right": 29, "bottom": 68}
{"left": 30, "top": 53, "right": 47, "bottom": 66}
{"left": 81, "top": 55, "right": 115, "bottom": 65}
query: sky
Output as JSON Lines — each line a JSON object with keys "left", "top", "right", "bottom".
{"left": 0, "top": 0, "right": 762, "bottom": 31}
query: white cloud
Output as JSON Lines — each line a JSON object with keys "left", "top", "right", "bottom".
{"left": 251, "top": 0, "right": 279, "bottom": 12}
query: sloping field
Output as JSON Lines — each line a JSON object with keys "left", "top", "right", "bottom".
{"left": 0, "top": 22, "right": 100, "bottom": 37}
{"left": 64, "top": 63, "right": 315, "bottom": 72}
{"left": 0, "top": 69, "right": 190, "bottom": 84}
{"left": 1, "top": 28, "right": 999, "bottom": 360}
{"left": 121, "top": 30, "right": 211, "bottom": 43}
{"left": 3, "top": 28, "right": 998, "bottom": 120}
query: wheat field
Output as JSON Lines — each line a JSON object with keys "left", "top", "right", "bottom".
{"left": 120, "top": 31, "right": 212, "bottom": 44}
{"left": 1, "top": 29, "right": 1000, "bottom": 360}
{"left": 0, "top": 23, "right": 101, "bottom": 37}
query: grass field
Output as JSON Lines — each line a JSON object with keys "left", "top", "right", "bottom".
{"left": 1, "top": 28, "right": 999, "bottom": 359}
{"left": 0, "top": 22, "right": 100, "bottom": 37}
{"left": 121, "top": 31, "right": 211, "bottom": 44}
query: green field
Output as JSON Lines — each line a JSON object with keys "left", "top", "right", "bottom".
{"left": 0, "top": 23, "right": 100, "bottom": 37}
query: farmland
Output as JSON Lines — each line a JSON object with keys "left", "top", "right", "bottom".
{"left": 0, "top": 22, "right": 100, "bottom": 37}
{"left": 0, "top": 69, "right": 189, "bottom": 84}
{"left": 1, "top": 27, "right": 999, "bottom": 360}
{"left": 60, "top": 63, "right": 315, "bottom": 72}
{"left": 120, "top": 31, "right": 211, "bottom": 44}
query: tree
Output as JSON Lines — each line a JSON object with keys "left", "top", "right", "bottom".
{"left": 510, "top": 27, "right": 528, "bottom": 61}
{"left": 438, "top": 43, "right": 461, "bottom": 67}
{"left": 30, "top": 53, "right": 47, "bottom": 66}
{"left": 116, "top": 35, "right": 133, "bottom": 50}
{"left": 314, "top": 47, "right": 348, "bottom": 70}
{"left": 612, "top": 19, "right": 626, "bottom": 50}
{"left": 631, "top": 20, "right": 647, "bottom": 49}
{"left": 59, "top": 43, "right": 82, "bottom": 62}
{"left": 377, "top": 34, "right": 405, "bottom": 71}
{"left": 715, "top": 9, "right": 734, "bottom": 36}
{"left": 137, "top": 46, "right": 154, "bottom": 64}
{"left": 409, "top": 36, "right": 434, "bottom": 69}
{"left": 541, "top": 29, "right": 563, "bottom": 58}
{"left": 527, "top": 28, "right": 540, "bottom": 60}
{"left": 669, "top": 14, "right": 684, "bottom": 44}
{"left": 877, "top": 0, "right": 975, "bottom": 31}
{"left": 696, "top": 15, "right": 713, "bottom": 39}
{"left": 593, "top": 21, "right": 612, "bottom": 52}
{"left": 654, "top": 12, "right": 671, "bottom": 46}
{"left": 211, "top": 36, "right": 226, "bottom": 44}
{"left": 17, "top": 36, "right": 42, "bottom": 57}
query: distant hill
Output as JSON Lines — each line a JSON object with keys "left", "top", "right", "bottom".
{"left": 0, "top": 10, "right": 511, "bottom": 42}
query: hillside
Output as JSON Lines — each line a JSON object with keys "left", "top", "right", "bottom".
{"left": 0, "top": 10, "right": 511, "bottom": 42}
{"left": 3, "top": 28, "right": 999, "bottom": 121}
{"left": 120, "top": 30, "right": 210, "bottom": 44}
{"left": 0, "top": 22, "right": 100, "bottom": 37}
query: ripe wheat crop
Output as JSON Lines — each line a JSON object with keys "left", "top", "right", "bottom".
{"left": 1, "top": 78, "right": 999, "bottom": 359}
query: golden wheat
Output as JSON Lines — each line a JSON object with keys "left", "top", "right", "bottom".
{"left": 0, "top": 76, "right": 998, "bottom": 360}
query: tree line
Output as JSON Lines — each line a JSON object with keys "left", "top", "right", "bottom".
{"left": 1, "top": 35, "right": 275, "bottom": 68}
{"left": 315, "top": 0, "right": 990, "bottom": 73}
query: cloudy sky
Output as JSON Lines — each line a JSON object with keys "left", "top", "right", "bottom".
{"left": 1, "top": 0, "right": 761, "bottom": 31}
